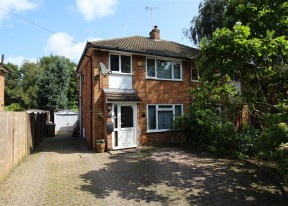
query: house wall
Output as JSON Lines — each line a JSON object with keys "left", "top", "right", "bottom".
{"left": 81, "top": 60, "right": 92, "bottom": 148}
{"left": 133, "top": 55, "right": 192, "bottom": 145}
{"left": 0, "top": 72, "right": 5, "bottom": 111}
{"left": 80, "top": 50, "right": 198, "bottom": 150}
{"left": 92, "top": 50, "right": 109, "bottom": 151}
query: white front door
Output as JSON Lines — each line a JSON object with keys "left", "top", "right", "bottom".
{"left": 112, "top": 103, "right": 137, "bottom": 149}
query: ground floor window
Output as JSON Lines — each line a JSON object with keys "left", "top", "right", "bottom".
{"left": 147, "top": 104, "right": 183, "bottom": 132}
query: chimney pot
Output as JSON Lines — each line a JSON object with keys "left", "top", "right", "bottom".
{"left": 149, "top": 25, "right": 160, "bottom": 40}
{"left": 1, "top": 55, "right": 4, "bottom": 65}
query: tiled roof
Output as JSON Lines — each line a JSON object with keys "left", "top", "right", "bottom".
{"left": 89, "top": 36, "right": 198, "bottom": 59}
{"left": 0, "top": 65, "right": 10, "bottom": 74}
{"left": 103, "top": 89, "right": 142, "bottom": 102}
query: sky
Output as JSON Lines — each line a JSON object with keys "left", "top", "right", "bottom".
{"left": 0, "top": 0, "right": 202, "bottom": 66}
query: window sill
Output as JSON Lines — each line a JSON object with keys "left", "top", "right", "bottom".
{"left": 146, "top": 129, "right": 171, "bottom": 133}
{"left": 110, "top": 72, "right": 133, "bottom": 76}
{"left": 146, "top": 77, "right": 183, "bottom": 82}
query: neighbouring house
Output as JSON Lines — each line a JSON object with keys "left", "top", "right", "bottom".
{"left": 0, "top": 55, "right": 10, "bottom": 111}
{"left": 77, "top": 26, "right": 199, "bottom": 151}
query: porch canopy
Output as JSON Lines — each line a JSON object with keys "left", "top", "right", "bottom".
{"left": 103, "top": 89, "right": 142, "bottom": 102}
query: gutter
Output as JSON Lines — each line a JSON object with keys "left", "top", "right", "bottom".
{"left": 76, "top": 42, "right": 94, "bottom": 72}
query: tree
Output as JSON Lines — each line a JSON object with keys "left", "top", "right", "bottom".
{"left": 20, "top": 61, "right": 42, "bottom": 109}
{"left": 37, "top": 55, "right": 76, "bottom": 112}
{"left": 225, "top": 0, "right": 287, "bottom": 38}
{"left": 183, "top": 0, "right": 227, "bottom": 45}
{"left": 4, "top": 63, "right": 23, "bottom": 109}
{"left": 67, "top": 66, "right": 78, "bottom": 110}
{"left": 198, "top": 23, "right": 288, "bottom": 112}
{"left": 184, "top": 0, "right": 287, "bottom": 45}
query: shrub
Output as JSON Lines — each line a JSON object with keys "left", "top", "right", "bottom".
{"left": 212, "top": 123, "right": 259, "bottom": 159}
{"left": 4, "top": 103, "right": 24, "bottom": 111}
{"left": 257, "top": 114, "right": 288, "bottom": 159}
{"left": 272, "top": 143, "right": 288, "bottom": 186}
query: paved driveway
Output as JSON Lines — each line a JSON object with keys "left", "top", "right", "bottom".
{"left": 0, "top": 134, "right": 286, "bottom": 206}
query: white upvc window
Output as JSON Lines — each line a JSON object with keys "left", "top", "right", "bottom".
{"left": 146, "top": 58, "right": 182, "bottom": 80}
{"left": 109, "top": 54, "right": 132, "bottom": 74}
{"left": 191, "top": 66, "right": 199, "bottom": 81}
{"left": 147, "top": 104, "right": 183, "bottom": 132}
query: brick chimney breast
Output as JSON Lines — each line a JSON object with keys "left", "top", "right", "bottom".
{"left": 149, "top": 26, "right": 160, "bottom": 40}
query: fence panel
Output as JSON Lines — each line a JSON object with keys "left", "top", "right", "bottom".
{"left": 0, "top": 112, "right": 14, "bottom": 182}
{"left": 0, "top": 111, "right": 47, "bottom": 182}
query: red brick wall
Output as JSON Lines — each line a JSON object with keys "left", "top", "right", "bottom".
{"left": 0, "top": 72, "right": 4, "bottom": 111}
{"left": 80, "top": 60, "right": 92, "bottom": 148}
{"left": 133, "top": 55, "right": 193, "bottom": 145}
{"left": 92, "top": 50, "right": 109, "bottom": 150}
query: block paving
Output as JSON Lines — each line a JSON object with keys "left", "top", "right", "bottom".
{"left": 0, "top": 134, "right": 287, "bottom": 206}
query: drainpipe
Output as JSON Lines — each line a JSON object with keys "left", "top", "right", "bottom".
{"left": 85, "top": 55, "right": 93, "bottom": 149}
{"left": 78, "top": 72, "right": 82, "bottom": 139}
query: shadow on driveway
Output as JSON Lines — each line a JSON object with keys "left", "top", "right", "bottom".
{"left": 79, "top": 148, "right": 287, "bottom": 205}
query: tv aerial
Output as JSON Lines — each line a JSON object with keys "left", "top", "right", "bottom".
{"left": 145, "top": 5, "right": 159, "bottom": 29}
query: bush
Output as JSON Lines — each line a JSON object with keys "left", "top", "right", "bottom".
{"left": 4, "top": 103, "right": 24, "bottom": 111}
{"left": 212, "top": 123, "right": 259, "bottom": 159}
{"left": 257, "top": 114, "right": 288, "bottom": 159}
{"left": 272, "top": 143, "right": 288, "bottom": 186}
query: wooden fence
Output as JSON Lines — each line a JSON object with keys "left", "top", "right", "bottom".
{"left": 0, "top": 111, "right": 47, "bottom": 182}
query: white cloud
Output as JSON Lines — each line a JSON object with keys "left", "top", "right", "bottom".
{"left": 6, "top": 56, "right": 37, "bottom": 67}
{"left": 0, "top": 0, "right": 38, "bottom": 24}
{"left": 75, "top": 0, "right": 118, "bottom": 21}
{"left": 44, "top": 32, "right": 101, "bottom": 63}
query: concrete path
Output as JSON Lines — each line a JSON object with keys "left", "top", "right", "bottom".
{"left": 0, "top": 134, "right": 286, "bottom": 206}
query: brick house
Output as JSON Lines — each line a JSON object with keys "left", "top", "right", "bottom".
{"left": 77, "top": 26, "right": 199, "bottom": 151}
{"left": 0, "top": 55, "right": 10, "bottom": 111}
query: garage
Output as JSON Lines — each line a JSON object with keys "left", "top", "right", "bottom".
{"left": 54, "top": 110, "right": 78, "bottom": 134}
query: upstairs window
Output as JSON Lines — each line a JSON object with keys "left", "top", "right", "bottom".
{"left": 147, "top": 58, "right": 182, "bottom": 80}
{"left": 110, "top": 54, "right": 132, "bottom": 74}
{"left": 191, "top": 67, "right": 199, "bottom": 81}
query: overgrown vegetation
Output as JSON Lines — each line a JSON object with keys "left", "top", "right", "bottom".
{"left": 177, "top": 0, "right": 288, "bottom": 185}
{"left": 4, "top": 55, "right": 78, "bottom": 112}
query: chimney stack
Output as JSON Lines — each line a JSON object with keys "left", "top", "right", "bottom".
{"left": 1, "top": 55, "right": 4, "bottom": 65}
{"left": 149, "top": 26, "right": 160, "bottom": 40}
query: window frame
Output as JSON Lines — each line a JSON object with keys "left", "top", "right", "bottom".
{"left": 191, "top": 66, "right": 199, "bottom": 82}
{"left": 109, "top": 53, "right": 132, "bottom": 74}
{"left": 146, "top": 57, "right": 182, "bottom": 81}
{"left": 146, "top": 104, "right": 183, "bottom": 133}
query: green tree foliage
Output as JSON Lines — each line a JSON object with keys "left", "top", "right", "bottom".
{"left": 198, "top": 24, "right": 288, "bottom": 109}
{"left": 37, "top": 55, "right": 76, "bottom": 112}
{"left": 4, "top": 63, "right": 23, "bottom": 109}
{"left": 177, "top": 0, "right": 288, "bottom": 182}
{"left": 67, "top": 66, "right": 78, "bottom": 110}
{"left": 183, "top": 0, "right": 228, "bottom": 45}
{"left": 225, "top": 0, "right": 288, "bottom": 38}
{"left": 184, "top": 0, "right": 288, "bottom": 45}
{"left": 4, "top": 55, "right": 78, "bottom": 111}
{"left": 20, "top": 61, "right": 42, "bottom": 109}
